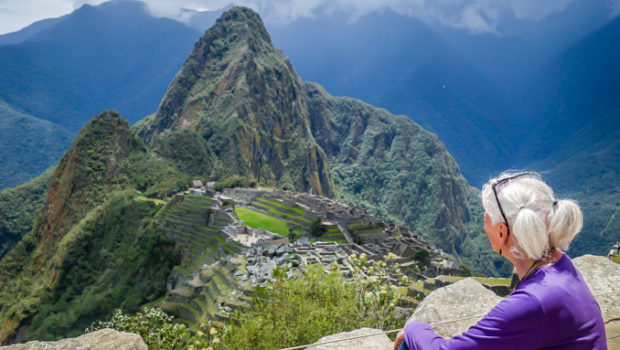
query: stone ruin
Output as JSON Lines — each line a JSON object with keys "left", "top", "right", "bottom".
{"left": 159, "top": 187, "right": 467, "bottom": 324}
{"left": 223, "top": 188, "right": 464, "bottom": 275}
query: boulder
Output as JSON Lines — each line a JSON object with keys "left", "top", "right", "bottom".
{"left": 573, "top": 254, "right": 620, "bottom": 348}
{"left": 406, "top": 278, "right": 502, "bottom": 338}
{"left": 573, "top": 255, "right": 619, "bottom": 322}
{"left": 0, "top": 329, "right": 147, "bottom": 350}
{"left": 310, "top": 328, "right": 392, "bottom": 350}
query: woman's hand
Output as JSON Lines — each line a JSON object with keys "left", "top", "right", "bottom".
{"left": 394, "top": 329, "right": 405, "bottom": 350}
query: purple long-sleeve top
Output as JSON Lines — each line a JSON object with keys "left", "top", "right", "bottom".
{"left": 404, "top": 254, "right": 607, "bottom": 349}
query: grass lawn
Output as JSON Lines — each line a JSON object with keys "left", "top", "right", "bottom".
{"left": 235, "top": 206, "right": 290, "bottom": 236}
{"left": 438, "top": 275, "right": 512, "bottom": 286}
{"left": 258, "top": 197, "right": 305, "bottom": 214}
{"left": 136, "top": 195, "right": 167, "bottom": 206}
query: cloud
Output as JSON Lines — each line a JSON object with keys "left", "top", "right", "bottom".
{"left": 1, "top": 0, "right": 615, "bottom": 36}
{"left": 134, "top": 0, "right": 581, "bottom": 34}
{"left": 0, "top": 0, "right": 75, "bottom": 34}
{"left": 72, "top": 0, "right": 107, "bottom": 9}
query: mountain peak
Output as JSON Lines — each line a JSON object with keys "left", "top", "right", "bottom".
{"left": 36, "top": 110, "right": 143, "bottom": 247}
{"left": 214, "top": 6, "right": 271, "bottom": 43}
{"left": 137, "top": 7, "right": 334, "bottom": 196}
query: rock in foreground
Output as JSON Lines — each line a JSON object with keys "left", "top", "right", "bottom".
{"left": 406, "top": 278, "right": 503, "bottom": 338}
{"left": 0, "top": 329, "right": 147, "bottom": 350}
{"left": 573, "top": 254, "right": 619, "bottom": 349}
{"left": 310, "top": 328, "right": 392, "bottom": 350}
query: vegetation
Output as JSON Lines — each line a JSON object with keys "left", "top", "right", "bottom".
{"left": 0, "top": 169, "right": 52, "bottom": 258}
{"left": 303, "top": 84, "right": 498, "bottom": 275}
{"left": 0, "top": 101, "right": 73, "bottom": 190}
{"left": 0, "top": 111, "right": 189, "bottom": 343}
{"left": 89, "top": 308, "right": 200, "bottom": 350}
{"left": 0, "top": 191, "right": 179, "bottom": 341}
{"left": 413, "top": 249, "right": 430, "bottom": 262}
{"left": 117, "top": 152, "right": 190, "bottom": 199}
{"left": 95, "top": 261, "right": 404, "bottom": 350}
{"left": 214, "top": 176, "right": 257, "bottom": 191}
{"left": 309, "top": 217, "right": 327, "bottom": 238}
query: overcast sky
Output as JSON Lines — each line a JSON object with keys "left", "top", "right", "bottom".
{"left": 0, "top": 0, "right": 619, "bottom": 35}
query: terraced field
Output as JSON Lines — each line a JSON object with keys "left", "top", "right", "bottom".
{"left": 240, "top": 196, "right": 346, "bottom": 240}
{"left": 347, "top": 221, "right": 384, "bottom": 241}
{"left": 163, "top": 262, "right": 251, "bottom": 325}
{"left": 156, "top": 193, "right": 247, "bottom": 325}
{"left": 158, "top": 194, "right": 242, "bottom": 279}
{"left": 321, "top": 225, "right": 347, "bottom": 242}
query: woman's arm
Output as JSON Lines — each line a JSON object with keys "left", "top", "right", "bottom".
{"left": 403, "top": 290, "right": 544, "bottom": 350}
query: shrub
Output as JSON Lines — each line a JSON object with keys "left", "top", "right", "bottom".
{"left": 91, "top": 262, "right": 406, "bottom": 350}
{"left": 309, "top": 218, "right": 327, "bottom": 238}
{"left": 214, "top": 263, "right": 403, "bottom": 349}
{"left": 413, "top": 249, "right": 430, "bottom": 262}
{"left": 214, "top": 176, "right": 256, "bottom": 191}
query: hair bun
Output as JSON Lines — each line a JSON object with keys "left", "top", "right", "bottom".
{"left": 548, "top": 199, "right": 583, "bottom": 251}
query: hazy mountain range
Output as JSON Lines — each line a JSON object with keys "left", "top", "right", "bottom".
{"left": 0, "top": 1, "right": 617, "bottom": 265}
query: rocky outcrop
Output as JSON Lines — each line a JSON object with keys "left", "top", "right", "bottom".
{"left": 406, "top": 278, "right": 502, "bottom": 338}
{"left": 573, "top": 255, "right": 619, "bottom": 348}
{"left": 310, "top": 328, "right": 392, "bottom": 350}
{"left": 0, "top": 329, "right": 147, "bottom": 350}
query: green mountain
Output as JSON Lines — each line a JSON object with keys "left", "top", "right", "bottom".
{"left": 0, "top": 7, "right": 505, "bottom": 344}
{"left": 0, "top": 101, "right": 73, "bottom": 189}
{"left": 0, "top": 170, "right": 52, "bottom": 259}
{"left": 522, "top": 17, "right": 620, "bottom": 256}
{"left": 0, "top": 111, "right": 186, "bottom": 343}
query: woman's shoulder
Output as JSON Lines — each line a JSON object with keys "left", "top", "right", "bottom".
{"left": 512, "top": 253, "right": 600, "bottom": 322}
{"left": 517, "top": 253, "right": 587, "bottom": 298}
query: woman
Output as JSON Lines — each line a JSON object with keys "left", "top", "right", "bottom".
{"left": 394, "top": 172, "right": 607, "bottom": 349}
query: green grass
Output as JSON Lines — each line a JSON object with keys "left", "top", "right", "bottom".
{"left": 252, "top": 201, "right": 311, "bottom": 223}
{"left": 437, "top": 275, "right": 512, "bottom": 286}
{"left": 257, "top": 197, "right": 305, "bottom": 214}
{"left": 234, "top": 206, "right": 290, "bottom": 236}
{"left": 322, "top": 238, "right": 347, "bottom": 243}
{"left": 136, "top": 195, "right": 167, "bottom": 206}
{"left": 411, "top": 280, "right": 431, "bottom": 294}
{"left": 610, "top": 255, "right": 620, "bottom": 264}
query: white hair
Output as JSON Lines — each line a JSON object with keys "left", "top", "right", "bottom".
{"left": 480, "top": 171, "right": 583, "bottom": 261}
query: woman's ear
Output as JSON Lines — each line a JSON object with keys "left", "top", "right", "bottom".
{"left": 498, "top": 223, "right": 508, "bottom": 243}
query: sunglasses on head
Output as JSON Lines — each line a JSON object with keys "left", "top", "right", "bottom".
{"left": 490, "top": 172, "right": 533, "bottom": 236}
